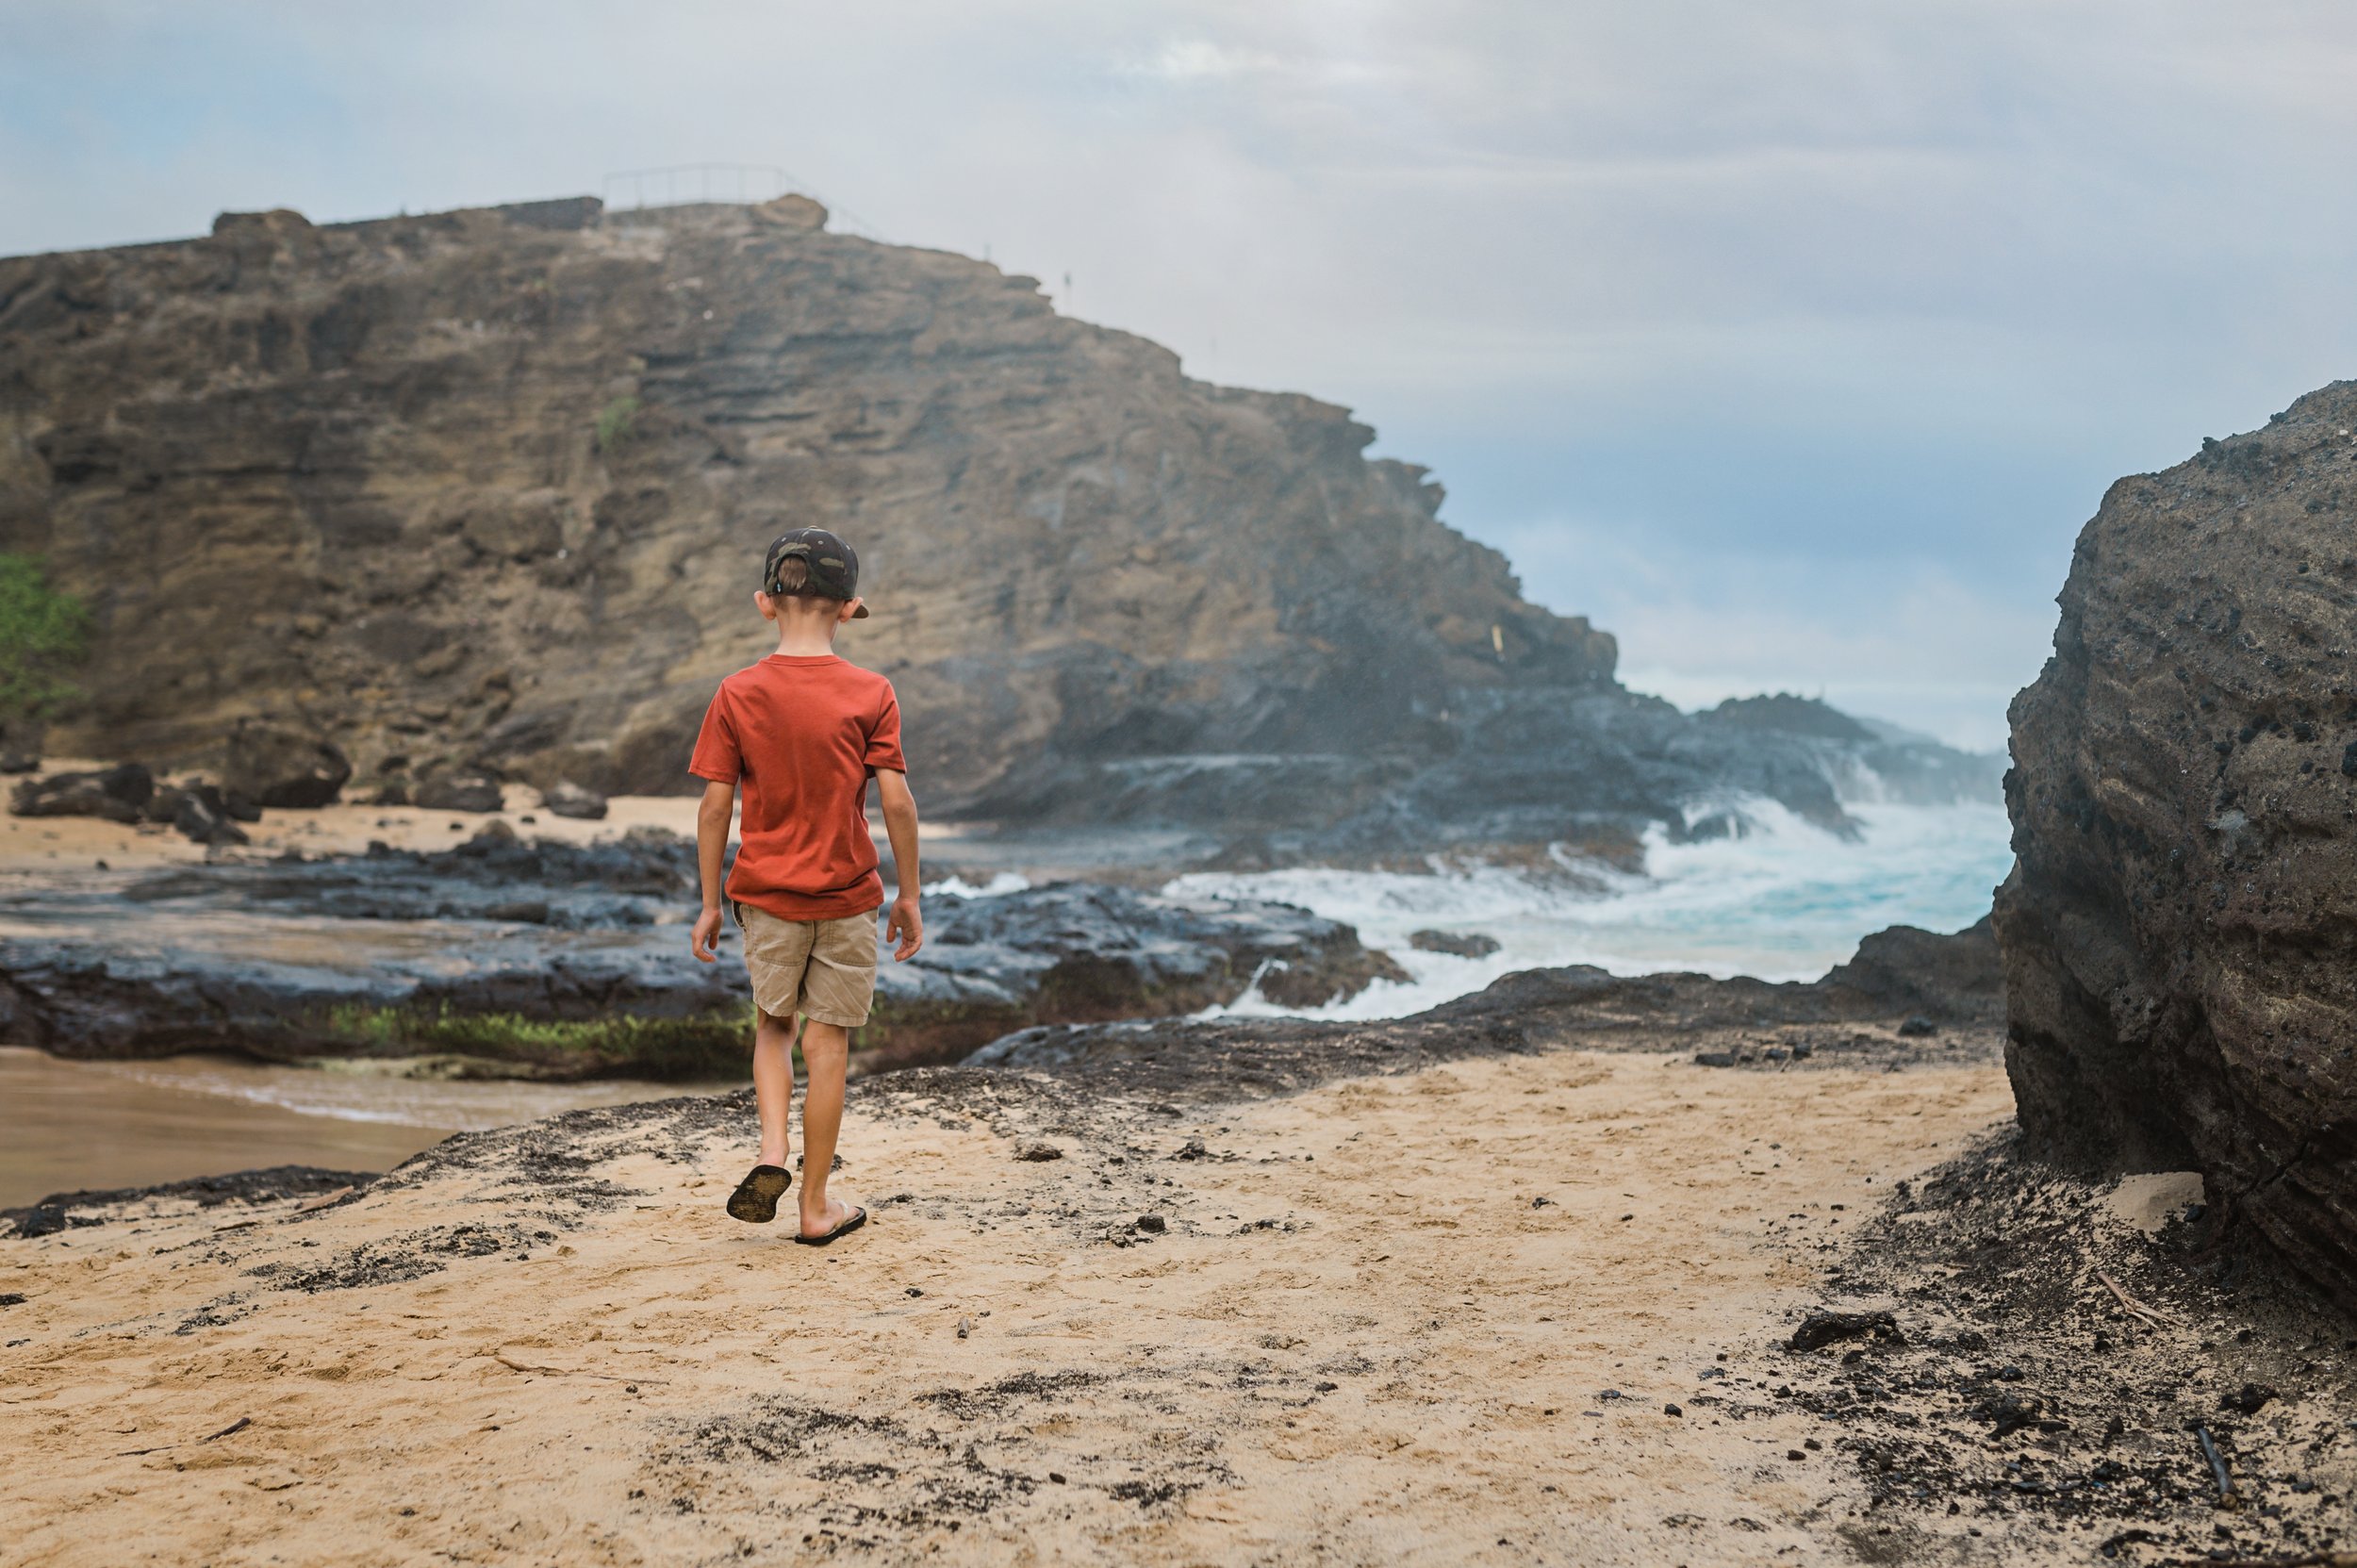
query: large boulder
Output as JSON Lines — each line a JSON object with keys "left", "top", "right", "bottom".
{"left": 1993, "top": 381, "right": 2357, "bottom": 1305}
{"left": 221, "top": 723, "right": 350, "bottom": 808}
{"left": 539, "top": 781, "right": 608, "bottom": 820}
{"left": 0, "top": 720, "right": 40, "bottom": 774}
{"left": 142, "top": 783, "right": 250, "bottom": 847}
{"left": 1821, "top": 916, "right": 2002, "bottom": 1026}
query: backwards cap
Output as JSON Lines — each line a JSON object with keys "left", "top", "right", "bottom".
{"left": 763, "top": 528, "right": 868, "bottom": 618}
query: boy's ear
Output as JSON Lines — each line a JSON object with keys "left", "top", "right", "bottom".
{"left": 754, "top": 589, "right": 780, "bottom": 622}
{"left": 837, "top": 597, "right": 865, "bottom": 624}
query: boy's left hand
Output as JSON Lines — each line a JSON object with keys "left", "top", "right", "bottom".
{"left": 886, "top": 896, "right": 924, "bottom": 961}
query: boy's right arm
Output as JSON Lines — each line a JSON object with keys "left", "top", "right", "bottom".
{"left": 690, "top": 778, "right": 735, "bottom": 963}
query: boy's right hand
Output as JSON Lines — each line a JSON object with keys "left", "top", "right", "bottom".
{"left": 886, "top": 895, "right": 924, "bottom": 961}
{"left": 690, "top": 907, "right": 724, "bottom": 963}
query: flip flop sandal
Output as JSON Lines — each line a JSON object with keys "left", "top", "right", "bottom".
{"left": 726, "top": 1164, "right": 792, "bottom": 1224}
{"left": 793, "top": 1205, "right": 868, "bottom": 1246}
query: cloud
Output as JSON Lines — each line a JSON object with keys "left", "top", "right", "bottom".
{"left": 6, "top": 1, "right": 2356, "bottom": 746}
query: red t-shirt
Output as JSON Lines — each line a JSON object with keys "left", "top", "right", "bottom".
{"left": 687, "top": 654, "right": 907, "bottom": 920}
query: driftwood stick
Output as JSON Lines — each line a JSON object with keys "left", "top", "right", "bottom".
{"left": 491, "top": 1351, "right": 661, "bottom": 1384}
{"left": 2097, "top": 1268, "right": 2170, "bottom": 1328}
{"left": 202, "top": 1415, "right": 252, "bottom": 1443}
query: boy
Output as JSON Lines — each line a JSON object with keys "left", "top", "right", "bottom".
{"left": 688, "top": 527, "right": 922, "bottom": 1246}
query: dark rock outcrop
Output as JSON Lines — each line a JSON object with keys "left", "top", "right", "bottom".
{"left": 1, "top": 194, "right": 1992, "bottom": 861}
{"left": 9, "top": 762, "right": 152, "bottom": 821}
{"left": 221, "top": 722, "right": 350, "bottom": 808}
{"left": 540, "top": 781, "right": 607, "bottom": 820}
{"left": 859, "top": 882, "right": 1409, "bottom": 1067}
{"left": 0, "top": 828, "right": 1402, "bottom": 1077}
{"left": 1994, "top": 382, "right": 2357, "bottom": 1305}
{"left": 2, "top": 1165, "right": 371, "bottom": 1240}
{"left": 142, "top": 782, "right": 250, "bottom": 847}
{"left": 0, "top": 723, "right": 39, "bottom": 774}
{"left": 969, "top": 917, "right": 2005, "bottom": 1099}
{"left": 1822, "top": 916, "right": 2001, "bottom": 1025}
{"left": 1409, "top": 929, "right": 1501, "bottom": 959}
{"left": 414, "top": 775, "right": 503, "bottom": 813}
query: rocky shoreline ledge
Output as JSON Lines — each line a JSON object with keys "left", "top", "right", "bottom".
{"left": 0, "top": 823, "right": 1405, "bottom": 1079}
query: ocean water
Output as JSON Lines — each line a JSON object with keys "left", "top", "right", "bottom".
{"left": 1163, "top": 800, "right": 2016, "bottom": 1022}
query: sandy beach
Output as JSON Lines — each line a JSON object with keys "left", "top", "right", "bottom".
{"left": 3, "top": 1047, "right": 2014, "bottom": 1565}
{"left": 0, "top": 764, "right": 715, "bottom": 875}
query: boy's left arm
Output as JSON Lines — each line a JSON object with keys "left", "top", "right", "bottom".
{"left": 875, "top": 769, "right": 924, "bottom": 960}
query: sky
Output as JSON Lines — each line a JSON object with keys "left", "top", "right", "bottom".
{"left": 8, "top": 2, "right": 2357, "bottom": 750}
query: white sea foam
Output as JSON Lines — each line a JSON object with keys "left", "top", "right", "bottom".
{"left": 1169, "top": 800, "right": 2014, "bottom": 1021}
{"left": 923, "top": 871, "right": 1033, "bottom": 899}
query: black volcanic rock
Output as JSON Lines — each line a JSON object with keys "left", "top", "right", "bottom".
{"left": 865, "top": 881, "right": 1407, "bottom": 1065}
{"left": 1704, "top": 694, "right": 1877, "bottom": 742}
{"left": 414, "top": 775, "right": 503, "bottom": 813}
{"left": 9, "top": 763, "right": 152, "bottom": 822}
{"left": 1409, "top": 930, "right": 1501, "bottom": 959}
{"left": 967, "top": 918, "right": 2005, "bottom": 1099}
{"left": 0, "top": 829, "right": 1401, "bottom": 1077}
{"left": 1994, "top": 381, "right": 2357, "bottom": 1306}
{"left": 1822, "top": 916, "right": 2001, "bottom": 1025}
{"left": 221, "top": 722, "right": 351, "bottom": 808}
{"left": 540, "top": 781, "right": 608, "bottom": 820}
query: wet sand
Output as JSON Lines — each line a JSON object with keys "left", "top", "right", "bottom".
{"left": 0, "top": 1048, "right": 2017, "bottom": 1565}
{"left": 0, "top": 1049, "right": 733, "bottom": 1209}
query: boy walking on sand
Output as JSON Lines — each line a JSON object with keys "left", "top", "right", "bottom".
{"left": 688, "top": 528, "right": 923, "bottom": 1246}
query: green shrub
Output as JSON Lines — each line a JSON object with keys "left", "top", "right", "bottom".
{"left": 594, "top": 394, "right": 641, "bottom": 453}
{"left": 0, "top": 553, "right": 89, "bottom": 720}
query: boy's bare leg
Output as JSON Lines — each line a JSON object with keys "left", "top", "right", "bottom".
{"left": 750, "top": 1008, "right": 796, "bottom": 1167}
{"left": 796, "top": 1020, "right": 853, "bottom": 1232}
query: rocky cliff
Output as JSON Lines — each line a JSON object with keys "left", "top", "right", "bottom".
{"left": 0, "top": 194, "right": 1986, "bottom": 857}
{"left": 1994, "top": 380, "right": 2357, "bottom": 1305}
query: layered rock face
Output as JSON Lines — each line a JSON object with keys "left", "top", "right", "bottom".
{"left": 0, "top": 194, "right": 1986, "bottom": 853}
{"left": 0, "top": 197, "right": 1602, "bottom": 804}
{"left": 1995, "top": 382, "right": 2357, "bottom": 1304}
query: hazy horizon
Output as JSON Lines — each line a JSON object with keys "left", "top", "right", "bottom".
{"left": 10, "top": 2, "right": 2357, "bottom": 751}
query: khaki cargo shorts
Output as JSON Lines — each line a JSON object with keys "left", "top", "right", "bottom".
{"left": 733, "top": 903, "right": 879, "bottom": 1028}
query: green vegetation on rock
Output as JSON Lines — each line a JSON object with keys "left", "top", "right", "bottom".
{"left": 0, "top": 553, "right": 89, "bottom": 720}
{"left": 325, "top": 1001, "right": 750, "bottom": 1081}
{"left": 593, "top": 394, "right": 641, "bottom": 453}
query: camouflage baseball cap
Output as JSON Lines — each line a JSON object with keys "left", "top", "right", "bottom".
{"left": 762, "top": 527, "right": 868, "bottom": 618}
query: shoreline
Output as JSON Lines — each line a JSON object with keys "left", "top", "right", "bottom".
{"left": 0, "top": 1047, "right": 734, "bottom": 1211}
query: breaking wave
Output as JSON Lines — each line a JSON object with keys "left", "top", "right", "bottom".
{"left": 1168, "top": 800, "right": 2014, "bottom": 1021}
